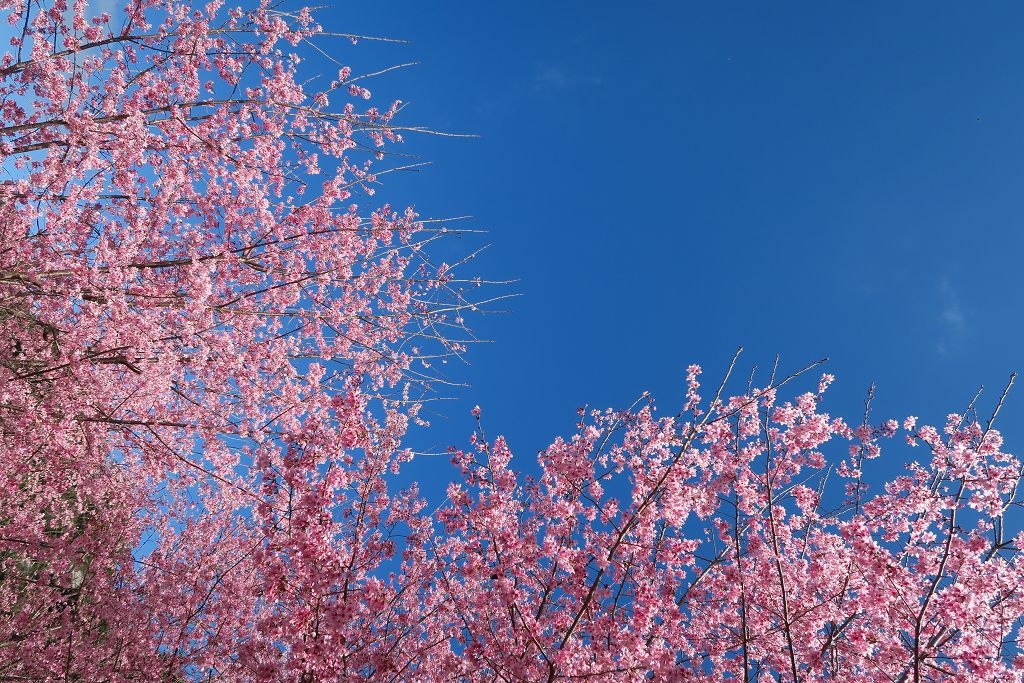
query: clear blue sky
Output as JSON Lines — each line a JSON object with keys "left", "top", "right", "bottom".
{"left": 317, "top": 2, "right": 1024, "bottom": 481}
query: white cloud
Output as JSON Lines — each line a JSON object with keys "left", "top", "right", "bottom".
{"left": 534, "top": 65, "right": 572, "bottom": 92}
{"left": 936, "top": 277, "right": 968, "bottom": 355}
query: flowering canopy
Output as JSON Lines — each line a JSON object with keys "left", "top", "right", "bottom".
{"left": 1, "top": 0, "right": 1023, "bottom": 680}
{"left": 0, "top": 0, "right": 466, "bottom": 677}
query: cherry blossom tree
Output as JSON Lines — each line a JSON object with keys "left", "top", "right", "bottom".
{"left": 3, "top": 0, "right": 1024, "bottom": 680}
{"left": 426, "top": 359, "right": 1024, "bottom": 681}
{"left": 0, "top": 0, "right": 474, "bottom": 677}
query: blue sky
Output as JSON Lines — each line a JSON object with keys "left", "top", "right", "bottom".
{"left": 323, "top": 1, "right": 1024, "bottom": 479}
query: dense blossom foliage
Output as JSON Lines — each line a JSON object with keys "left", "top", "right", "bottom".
{"left": 428, "top": 367, "right": 1024, "bottom": 682}
{"left": 0, "top": 0, "right": 466, "bottom": 677}
{"left": 2, "top": 0, "right": 1024, "bottom": 680}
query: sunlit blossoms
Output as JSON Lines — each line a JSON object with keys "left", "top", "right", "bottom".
{"left": 0, "top": 0, "right": 467, "bottom": 677}
{"left": 425, "top": 364, "right": 1024, "bottom": 681}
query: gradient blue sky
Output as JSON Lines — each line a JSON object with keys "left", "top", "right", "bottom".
{"left": 323, "top": 2, "right": 1024, "bottom": 479}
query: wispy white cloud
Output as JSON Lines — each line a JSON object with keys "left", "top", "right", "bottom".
{"left": 532, "top": 64, "right": 603, "bottom": 93}
{"left": 936, "top": 277, "right": 968, "bottom": 355}
{"left": 534, "top": 65, "right": 571, "bottom": 91}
